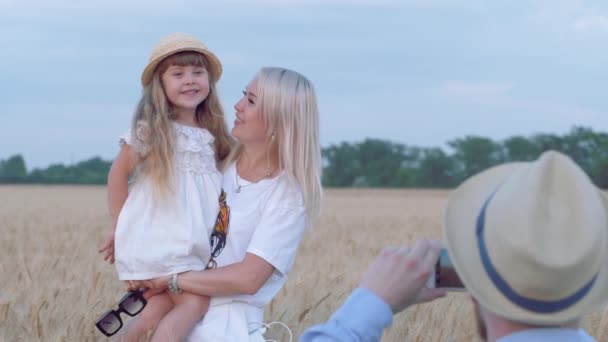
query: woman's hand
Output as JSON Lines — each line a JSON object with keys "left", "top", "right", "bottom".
{"left": 98, "top": 230, "right": 115, "bottom": 264}
{"left": 127, "top": 276, "right": 171, "bottom": 293}
{"left": 123, "top": 280, "right": 167, "bottom": 300}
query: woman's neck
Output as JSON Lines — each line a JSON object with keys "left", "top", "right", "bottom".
{"left": 237, "top": 145, "right": 279, "bottom": 182}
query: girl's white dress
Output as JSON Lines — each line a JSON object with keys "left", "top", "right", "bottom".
{"left": 114, "top": 121, "right": 221, "bottom": 280}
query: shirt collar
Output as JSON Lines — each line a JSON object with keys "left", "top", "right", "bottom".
{"left": 498, "top": 328, "right": 595, "bottom": 342}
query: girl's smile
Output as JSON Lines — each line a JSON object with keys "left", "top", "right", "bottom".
{"left": 161, "top": 65, "right": 210, "bottom": 117}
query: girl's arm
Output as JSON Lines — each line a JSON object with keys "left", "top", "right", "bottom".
{"left": 99, "top": 145, "right": 138, "bottom": 263}
{"left": 107, "top": 145, "right": 138, "bottom": 228}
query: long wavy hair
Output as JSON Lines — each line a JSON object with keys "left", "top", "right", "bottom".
{"left": 132, "top": 51, "right": 234, "bottom": 196}
{"left": 225, "top": 67, "right": 322, "bottom": 223}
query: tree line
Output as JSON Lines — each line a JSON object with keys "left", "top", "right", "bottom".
{"left": 1, "top": 126, "right": 607, "bottom": 188}
{"left": 0, "top": 156, "right": 111, "bottom": 185}
{"left": 321, "top": 126, "right": 608, "bottom": 188}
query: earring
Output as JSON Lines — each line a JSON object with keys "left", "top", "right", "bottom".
{"left": 271, "top": 133, "right": 276, "bottom": 141}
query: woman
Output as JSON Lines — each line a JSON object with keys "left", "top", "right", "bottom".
{"left": 130, "top": 66, "right": 322, "bottom": 341}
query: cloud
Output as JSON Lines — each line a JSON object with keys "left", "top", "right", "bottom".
{"left": 434, "top": 80, "right": 601, "bottom": 121}
{"left": 0, "top": 0, "right": 475, "bottom": 11}
{"left": 574, "top": 15, "right": 608, "bottom": 32}
{"left": 0, "top": 0, "right": 222, "bottom": 16}
{"left": 223, "top": 0, "right": 483, "bottom": 8}
{"left": 517, "top": 1, "right": 608, "bottom": 36}
{"left": 435, "top": 81, "right": 514, "bottom": 104}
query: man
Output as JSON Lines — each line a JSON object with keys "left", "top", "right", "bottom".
{"left": 301, "top": 151, "right": 608, "bottom": 341}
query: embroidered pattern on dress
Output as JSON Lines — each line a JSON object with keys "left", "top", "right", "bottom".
{"left": 173, "top": 123, "right": 218, "bottom": 175}
{"left": 118, "top": 121, "right": 150, "bottom": 156}
{"left": 118, "top": 122, "right": 219, "bottom": 175}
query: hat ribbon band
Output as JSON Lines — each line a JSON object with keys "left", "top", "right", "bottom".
{"left": 476, "top": 191, "right": 597, "bottom": 313}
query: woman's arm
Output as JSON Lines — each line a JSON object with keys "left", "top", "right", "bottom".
{"left": 180, "top": 253, "right": 275, "bottom": 296}
{"left": 134, "top": 199, "right": 306, "bottom": 296}
{"left": 99, "top": 145, "right": 138, "bottom": 263}
{"left": 137, "top": 253, "right": 275, "bottom": 297}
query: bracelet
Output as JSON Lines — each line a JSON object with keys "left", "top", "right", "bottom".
{"left": 168, "top": 273, "right": 182, "bottom": 294}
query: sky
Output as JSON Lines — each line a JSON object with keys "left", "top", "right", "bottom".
{"left": 1, "top": 0, "right": 607, "bottom": 169}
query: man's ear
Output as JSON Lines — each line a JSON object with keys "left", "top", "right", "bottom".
{"left": 470, "top": 294, "right": 488, "bottom": 340}
{"left": 561, "top": 319, "right": 581, "bottom": 329}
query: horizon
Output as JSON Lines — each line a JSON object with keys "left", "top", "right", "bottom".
{"left": 4, "top": 123, "right": 603, "bottom": 171}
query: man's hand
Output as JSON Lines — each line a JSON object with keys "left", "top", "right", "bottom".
{"left": 98, "top": 230, "right": 116, "bottom": 264}
{"left": 360, "top": 239, "right": 446, "bottom": 314}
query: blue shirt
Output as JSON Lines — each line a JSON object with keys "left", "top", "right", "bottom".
{"left": 498, "top": 328, "right": 595, "bottom": 341}
{"left": 300, "top": 288, "right": 596, "bottom": 342}
{"left": 300, "top": 287, "right": 393, "bottom": 341}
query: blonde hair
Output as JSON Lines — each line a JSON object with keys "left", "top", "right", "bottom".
{"left": 226, "top": 67, "right": 322, "bottom": 222}
{"left": 132, "top": 51, "right": 234, "bottom": 196}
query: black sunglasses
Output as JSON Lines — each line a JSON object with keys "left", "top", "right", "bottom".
{"left": 95, "top": 290, "right": 147, "bottom": 337}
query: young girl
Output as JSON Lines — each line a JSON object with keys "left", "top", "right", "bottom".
{"left": 98, "top": 33, "right": 233, "bottom": 341}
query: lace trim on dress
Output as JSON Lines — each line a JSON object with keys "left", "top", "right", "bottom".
{"left": 117, "top": 121, "right": 218, "bottom": 175}
{"left": 118, "top": 121, "right": 150, "bottom": 156}
{"left": 173, "top": 123, "right": 219, "bottom": 175}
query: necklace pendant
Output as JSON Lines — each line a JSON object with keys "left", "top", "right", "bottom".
{"left": 236, "top": 185, "right": 241, "bottom": 193}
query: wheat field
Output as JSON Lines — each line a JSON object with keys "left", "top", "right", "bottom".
{"left": 1, "top": 186, "right": 607, "bottom": 341}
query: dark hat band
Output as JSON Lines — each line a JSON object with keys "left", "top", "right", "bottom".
{"left": 476, "top": 190, "right": 597, "bottom": 313}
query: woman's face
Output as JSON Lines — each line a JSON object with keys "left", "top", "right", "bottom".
{"left": 232, "top": 77, "right": 267, "bottom": 144}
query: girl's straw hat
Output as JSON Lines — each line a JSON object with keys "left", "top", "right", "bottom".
{"left": 141, "top": 33, "right": 222, "bottom": 86}
{"left": 443, "top": 150, "right": 608, "bottom": 325}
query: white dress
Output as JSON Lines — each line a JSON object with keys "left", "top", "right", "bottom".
{"left": 114, "top": 121, "right": 222, "bottom": 280}
{"left": 188, "top": 163, "right": 307, "bottom": 341}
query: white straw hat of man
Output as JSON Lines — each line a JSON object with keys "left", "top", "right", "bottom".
{"left": 443, "top": 150, "right": 608, "bottom": 325}
{"left": 141, "top": 32, "right": 222, "bottom": 86}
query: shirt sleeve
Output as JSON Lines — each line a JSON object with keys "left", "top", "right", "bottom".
{"left": 299, "top": 287, "right": 393, "bottom": 342}
{"left": 118, "top": 121, "right": 149, "bottom": 156}
{"left": 246, "top": 202, "right": 306, "bottom": 276}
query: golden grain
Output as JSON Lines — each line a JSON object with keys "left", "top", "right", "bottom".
{"left": 0, "top": 186, "right": 606, "bottom": 341}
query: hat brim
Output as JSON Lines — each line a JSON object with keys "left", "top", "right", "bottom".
{"left": 443, "top": 162, "right": 608, "bottom": 325}
{"left": 140, "top": 47, "right": 222, "bottom": 86}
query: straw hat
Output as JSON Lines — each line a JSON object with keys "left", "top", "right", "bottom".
{"left": 141, "top": 33, "right": 222, "bottom": 86}
{"left": 443, "top": 150, "right": 608, "bottom": 324}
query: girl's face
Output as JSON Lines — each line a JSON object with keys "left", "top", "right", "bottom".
{"left": 161, "top": 64, "right": 210, "bottom": 117}
{"left": 232, "top": 78, "right": 267, "bottom": 144}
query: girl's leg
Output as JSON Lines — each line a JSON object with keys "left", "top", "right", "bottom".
{"left": 112, "top": 292, "right": 173, "bottom": 342}
{"left": 151, "top": 292, "right": 210, "bottom": 342}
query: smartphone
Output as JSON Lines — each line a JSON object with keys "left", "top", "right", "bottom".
{"left": 426, "top": 248, "right": 465, "bottom": 290}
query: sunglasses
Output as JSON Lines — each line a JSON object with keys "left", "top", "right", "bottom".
{"left": 95, "top": 290, "right": 147, "bottom": 337}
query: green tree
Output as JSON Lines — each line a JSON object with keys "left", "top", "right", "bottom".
{"left": 502, "top": 136, "right": 539, "bottom": 162}
{"left": 531, "top": 133, "right": 563, "bottom": 153}
{"left": 448, "top": 136, "right": 503, "bottom": 183}
{"left": 357, "top": 139, "right": 408, "bottom": 187}
{"left": 0, "top": 155, "right": 27, "bottom": 182}
{"left": 73, "top": 157, "right": 112, "bottom": 184}
{"left": 561, "top": 127, "right": 608, "bottom": 188}
{"left": 415, "top": 148, "right": 456, "bottom": 188}
{"left": 322, "top": 142, "right": 362, "bottom": 187}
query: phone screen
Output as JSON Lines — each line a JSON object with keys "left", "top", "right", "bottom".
{"left": 436, "top": 248, "right": 464, "bottom": 289}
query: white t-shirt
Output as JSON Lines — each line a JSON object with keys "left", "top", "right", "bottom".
{"left": 188, "top": 162, "right": 306, "bottom": 340}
